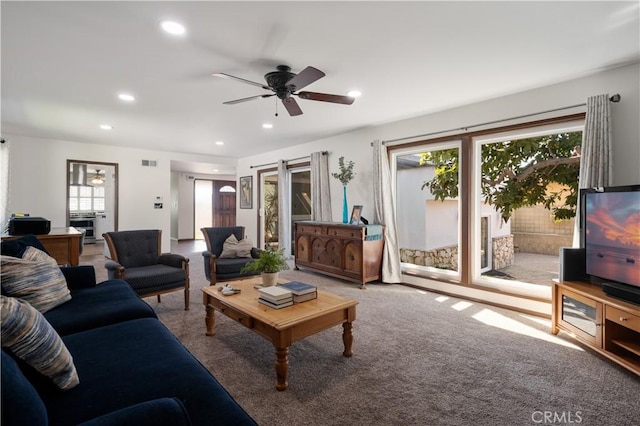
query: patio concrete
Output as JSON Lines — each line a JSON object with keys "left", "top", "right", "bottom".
{"left": 488, "top": 252, "right": 559, "bottom": 286}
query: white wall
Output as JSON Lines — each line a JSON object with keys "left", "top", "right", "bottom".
{"left": 5, "top": 135, "right": 233, "bottom": 251}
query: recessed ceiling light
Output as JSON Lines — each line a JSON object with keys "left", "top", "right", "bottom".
{"left": 215, "top": 141, "right": 224, "bottom": 146}
{"left": 118, "top": 93, "right": 135, "bottom": 102}
{"left": 161, "top": 21, "right": 186, "bottom": 35}
{"left": 347, "top": 90, "right": 362, "bottom": 98}
{"left": 262, "top": 123, "right": 273, "bottom": 129}
{"left": 99, "top": 124, "right": 113, "bottom": 130}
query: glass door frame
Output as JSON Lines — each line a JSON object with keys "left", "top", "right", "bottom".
{"left": 257, "top": 162, "right": 311, "bottom": 250}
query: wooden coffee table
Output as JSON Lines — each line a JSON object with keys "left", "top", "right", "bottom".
{"left": 202, "top": 276, "right": 357, "bottom": 391}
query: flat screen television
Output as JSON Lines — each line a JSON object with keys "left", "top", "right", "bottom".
{"left": 582, "top": 185, "right": 640, "bottom": 304}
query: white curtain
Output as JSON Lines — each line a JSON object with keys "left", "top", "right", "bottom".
{"left": 372, "top": 140, "right": 403, "bottom": 283}
{"left": 0, "top": 139, "right": 10, "bottom": 233}
{"left": 310, "top": 151, "right": 332, "bottom": 221}
{"left": 573, "top": 94, "right": 613, "bottom": 246}
{"left": 277, "top": 160, "right": 292, "bottom": 258}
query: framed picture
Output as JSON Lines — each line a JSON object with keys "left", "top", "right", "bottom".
{"left": 350, "top": 205, "right": 363, "bottom": 225}
{"left": 239, "top": 176, "right": 253, "bottom": 209}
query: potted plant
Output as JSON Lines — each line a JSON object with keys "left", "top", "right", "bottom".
{"left": 240, "top": 246, "right": 289, "bottom": 286}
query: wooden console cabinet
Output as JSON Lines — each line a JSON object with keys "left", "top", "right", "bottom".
{"left": 1, "top": 227, "right": 82, "bottom": 266}
{"left": 552, "top": 280, "right": 640, "bottom": 376}
{"left": 294, "top": 221, "right": 385, "bottom": 289}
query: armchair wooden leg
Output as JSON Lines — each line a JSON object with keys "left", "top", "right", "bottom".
{"left": 184, "top": 287, "right": 190, "bottom": 311}
{"left": 157, "top": 295, "right": 161, "bottom": 303}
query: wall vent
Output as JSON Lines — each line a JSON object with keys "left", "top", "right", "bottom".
{"left": 141, "top": 160, "right": 157, "bottom": 167}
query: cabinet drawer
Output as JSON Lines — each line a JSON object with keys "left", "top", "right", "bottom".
{"left": 298, "top": 225, "right": 323, "bottom": 235}
{"left": 213, "top": 301, "right": 253, "bottom": 328}
{"left": 606, "top": 306, "right": 640, "bottom": 332}
{"left": 327, "top": 227, "right": 362, "bottom": 239}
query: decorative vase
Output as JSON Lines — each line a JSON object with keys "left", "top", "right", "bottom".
{"left": 261, "top": 272, "right": 279, "bottom": 287}
{"left": 342, "top": 186, "right": 348, "bottom": 223}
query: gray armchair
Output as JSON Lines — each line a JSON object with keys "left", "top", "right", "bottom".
{"left": 103, "top": 229, "right": 190, "bottom": 310}
{"left": 201, "top": 226, "right": 260, "bottom": 286}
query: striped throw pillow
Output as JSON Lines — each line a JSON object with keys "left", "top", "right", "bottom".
{"left": 1, "top": 295, "right": 79, "bottom": 390}
{"left": 1, "top": 246, "right": 71, "bottom": 313}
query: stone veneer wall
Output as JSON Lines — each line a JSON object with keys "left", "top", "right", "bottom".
{"left": 492, "top": 234, "right": 514, "bottom": 270}
{"left": 399, "top": 245, "right": 458, "bottom": 270}
{"left": 400, "top": 234, "right": 514, "bottom": 272}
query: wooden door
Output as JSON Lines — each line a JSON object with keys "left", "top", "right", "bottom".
{"left": 213, "top": 181, "right": 236, "bottom": 227}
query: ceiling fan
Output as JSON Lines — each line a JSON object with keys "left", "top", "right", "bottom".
{"left": 212, "top": 65, "right": 355, "bottom": 116}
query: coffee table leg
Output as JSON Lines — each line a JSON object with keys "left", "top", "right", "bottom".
{"left": 342, "top": 321, "right": 353, "bottom": 357}
{"left": 205, "top": 302, "right": 216, "bottom": 336}
{"left": 275, "top": 346, "right": 289, "bottom": 391}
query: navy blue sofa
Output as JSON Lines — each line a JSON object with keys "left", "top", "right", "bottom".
{"left": 1, "top": 236, "right": 257, "bottom": 426}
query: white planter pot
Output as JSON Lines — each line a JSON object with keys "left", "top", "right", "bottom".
{"left": 261, "top": 272, "right": 279, "bottom": 287}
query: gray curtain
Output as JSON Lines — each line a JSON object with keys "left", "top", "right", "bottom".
{"left": 372, "top": 140, "right": 403, "bottom": 283}
{"left": 573, "top": 93, "right": 613, "bottom": 246}
{"left": 310, "top": 151, "right": 332, "bottom": 221}
{"left": 277, "top": 160, "right": 292, "bottom": 258}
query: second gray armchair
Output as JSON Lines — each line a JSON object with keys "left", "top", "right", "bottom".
{"left": 103, "top": 229, "right": 190, "bottom": 310}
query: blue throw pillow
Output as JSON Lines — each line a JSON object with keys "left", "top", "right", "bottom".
{"left": 0, "top": 234, "right": 49, "bottom": 257}
{"left": 1, "top": 350, "right": 48, "bottom": 425}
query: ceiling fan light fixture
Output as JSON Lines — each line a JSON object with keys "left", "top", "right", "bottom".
{"left": 99, "top": 124, "right": 113, "bottom": 130}
{"left": 160, "top": 21, "right": 186, "bottom": 35}
{"left": 91, "top": 170, "right": 104, "bottom": 185}
{"left": 347, "top": 90, "right": 362, "bottom": 98}
{"left": 215, "top": 141, "right": 224, "bottom": 145}
{"left": 262, "top": 123, "right": 273, "bottom": 129}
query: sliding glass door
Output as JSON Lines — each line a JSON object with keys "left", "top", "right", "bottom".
{"left": 393, "top": 141, "right": 461, "bottom": 281}
{"left": 259, "top": 166, "right": 311, "bottom": 254}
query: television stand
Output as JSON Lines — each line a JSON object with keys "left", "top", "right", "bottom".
{"left": 552, "top": 281, "right": 640, "bottom": 376}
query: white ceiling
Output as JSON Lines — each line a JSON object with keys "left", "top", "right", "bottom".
{"left": 2, "top": 1, "right": 639, "bottom": 174}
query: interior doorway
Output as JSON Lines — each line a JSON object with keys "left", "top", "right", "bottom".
{"left": 66, "top": 160, "right": 118, "bottom": 246}
{"left": 194, "top": 179, "right": 236, "bottom": 239}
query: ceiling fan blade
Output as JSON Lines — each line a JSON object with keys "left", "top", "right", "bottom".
{"left": 223, "top": 94, "right": 274, "bottom": 105}
{"left": 212, "top": 72, "right": 271, "bottom": 91}
{"left": 297, "top": 91, "right": 355, "bottom": 105}
{"left": 282, "top": 97, "right": 303, "bottom": 116}
{"left": 286, "top": 66, "right": 325, "bottom": 91}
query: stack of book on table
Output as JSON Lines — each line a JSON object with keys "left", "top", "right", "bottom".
{"left": 278, "top": 281, "right": 317, "bottom": 303}
{"left": 258, "top": 286, "right": 293, "bottom": 309}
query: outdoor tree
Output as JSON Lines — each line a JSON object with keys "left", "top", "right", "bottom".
{"left": 420, "top": 132, "right": 582, "bottom": 222}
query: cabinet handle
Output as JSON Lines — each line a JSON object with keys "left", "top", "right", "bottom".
{"left": 620, "top": 317, "right": 628, "bottom": 322}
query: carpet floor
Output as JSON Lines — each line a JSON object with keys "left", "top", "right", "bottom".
{"left": 83, "top": 241, "right": 640, "bottom": 426}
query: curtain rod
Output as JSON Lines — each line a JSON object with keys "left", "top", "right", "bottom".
{"left": 378, "top": 94, "right": 621, "bottom": 145}
{"left": 250, "top": 150, "right": 328, "bottom": 169}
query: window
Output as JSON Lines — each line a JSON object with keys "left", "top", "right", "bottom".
{"left": 69, "top": 185, "right": 104, "bottom": 212}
